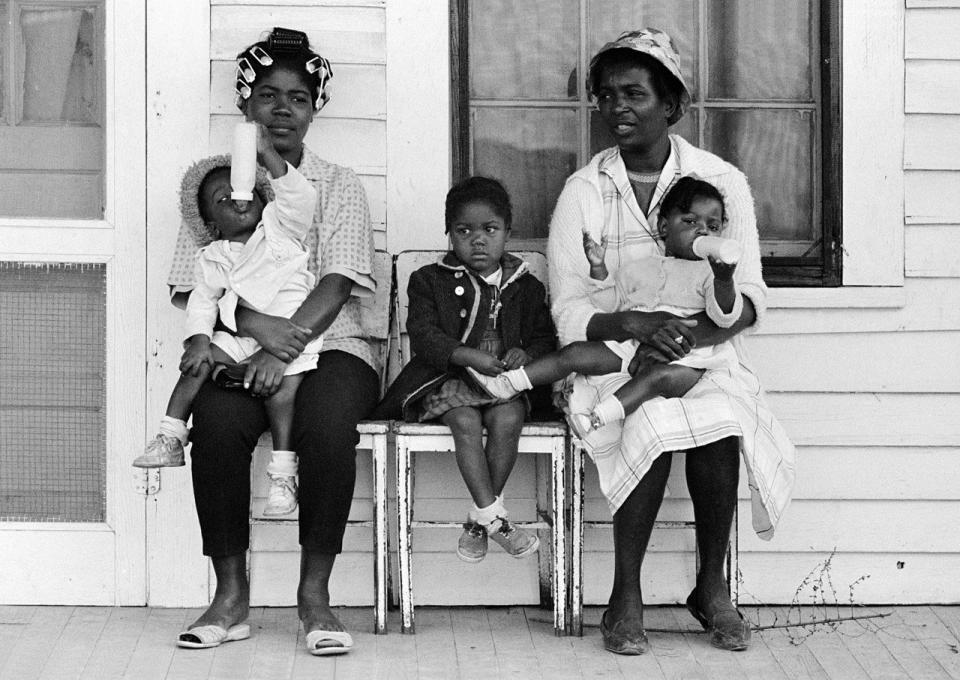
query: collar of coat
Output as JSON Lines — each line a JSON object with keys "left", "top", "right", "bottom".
{"left": 437, "top": 251, "right": 530, "bottom": 290}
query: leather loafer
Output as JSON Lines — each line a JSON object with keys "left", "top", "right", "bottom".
{"left": 600, "top": 610, "right": 650, "bottom": 655}
{"left": 686, "top": 589, "right": 751, "bottom": 651}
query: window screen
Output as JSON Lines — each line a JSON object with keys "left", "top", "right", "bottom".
{"left": 0, "top": 262, "right": 106, "bottom": 522}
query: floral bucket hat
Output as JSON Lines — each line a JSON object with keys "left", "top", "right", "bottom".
{"left": 588, "top": 28, "right": 691, "bottom": 125}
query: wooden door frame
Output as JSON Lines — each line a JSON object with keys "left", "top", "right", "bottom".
{"left": 0, "top": 0, "right": 147, "bottom": 605}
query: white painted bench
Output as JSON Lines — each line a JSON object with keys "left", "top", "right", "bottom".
{"left": 390, "top": 250, "right": 568, "bottom": 636}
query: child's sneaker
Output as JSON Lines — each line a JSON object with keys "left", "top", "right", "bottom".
{"left": 487, "top": 518, "right": 539, "bottom": 558}
{"left": 457, "top": 520, "right": 488, "bottom": 563}
{"left": 466, "top": 367, "right": 520, "bottom": 400}
{"left": 133, "top": 434, "right": 185, "bottom": 468}
{"left": 263, "top": 475, "right": 298, "bottom": 516}
{"left": 566, "top": 411, "right": 603, "bottom": 442}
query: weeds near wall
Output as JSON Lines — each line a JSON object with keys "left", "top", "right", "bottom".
{"left": 737, "top": 548, "right": 895, "bottom": 645}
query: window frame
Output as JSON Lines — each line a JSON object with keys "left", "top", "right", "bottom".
{"left": 450, "top": 0, "right": 843, "bottom": 287}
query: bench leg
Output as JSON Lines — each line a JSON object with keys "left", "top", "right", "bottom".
{"left": 551, "top": 436, "right": 566, "bottom": 636}
{"left": 570, "top": 441, "right": 584, "bottom": 637}
{"left": 372, "top": 434, "right": 388, "bottom": 634}
{"left": 395, "top": 435, "right": 415, "bottom": 634}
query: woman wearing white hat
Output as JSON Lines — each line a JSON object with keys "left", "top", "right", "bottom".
{"left": 547, "top": 29, "right": 795, "bottom": 654}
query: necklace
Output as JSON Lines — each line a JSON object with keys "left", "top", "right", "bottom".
{"left": 626, "top": 169, "right": 662, "bottom": 183}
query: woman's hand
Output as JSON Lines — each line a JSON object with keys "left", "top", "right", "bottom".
{"left": 646, "top": 317, "right": 699, "bottom": 361}
{"left": 255, "top": 122, "right": 287, "bottom": 178}
{"left": 501, "top": 347, "right": 532, "bottom": 370}
{"left": 242, "top": 349, "right": 288, "bottom": 397}
{"left": 239, "top": 310, "right": 312, "bottom": 362}
{"left": 180, "top": 335, "right": 214, "bottom": 377}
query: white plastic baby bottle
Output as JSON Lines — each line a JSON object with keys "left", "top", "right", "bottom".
{"left": 230, "top": 121, "right": 257, "bottom": 202}
{"left": 692, "top": 235, "right": 741, "bottom": 265}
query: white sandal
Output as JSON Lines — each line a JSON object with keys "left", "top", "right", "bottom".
{"left": 176, "top": 623, "right": 250, "bottom": 649}
{"left": 305, "top": 629, "right": 353, "bottom": 656}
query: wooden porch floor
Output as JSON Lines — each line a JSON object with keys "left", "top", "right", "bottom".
{"left": 1, "top": 604, "right": 958, "bottom": 679}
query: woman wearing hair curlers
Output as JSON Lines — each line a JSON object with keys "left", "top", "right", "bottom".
{"left": 166, "top": 27, "right": 376, "bottom": 656}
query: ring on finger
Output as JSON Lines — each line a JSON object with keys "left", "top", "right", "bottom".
{"left": 673, "top": 336, "right": 684, "bottom": 344}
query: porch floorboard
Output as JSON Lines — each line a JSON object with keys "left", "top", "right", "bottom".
{"left": 0, "top": 605, "right": 957, "bottom": 679}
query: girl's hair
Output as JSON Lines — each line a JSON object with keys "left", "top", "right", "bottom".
{"left": 444, "top": 176, "right": 512, "bottom": 232}
{"left": 660, "top": 176, "right": 726, "bottom": 221}
{"left": 234, "top": 27, "right": 333, "bottom": 111}
{"left": 588, "top": 49, "right": 682, "bottom": 106}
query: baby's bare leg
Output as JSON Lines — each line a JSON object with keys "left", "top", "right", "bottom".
{"left": 614, "top": 364, "right": 704, "bottom": 416}
{"left": 164, "top": 344, "right": 234, "bottom": 420}
{"left": 265, "top": 373, "right": 304, "bottom": 451}
{"left": 522, "top": 341, "right": 623, "bottom": 385}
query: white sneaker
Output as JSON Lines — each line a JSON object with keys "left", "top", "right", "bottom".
{"left": 263, "top": 475, "right": 298, "bottom": 516}
{"left": 466, "top": 367, "right": 520, "bottom": 399}
{"left": 133, "top": 434, "right": 185, "bottom": 468}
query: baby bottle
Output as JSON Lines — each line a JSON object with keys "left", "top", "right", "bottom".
{"left": 230, "top": 121, "right": 257, "bottom": 202}
{"left": 692, "top": 235, "right": 741, "bottom": 265}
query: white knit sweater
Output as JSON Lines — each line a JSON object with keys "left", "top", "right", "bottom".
{"left": 546, "top": 135, "right": 767, "bottom": 347}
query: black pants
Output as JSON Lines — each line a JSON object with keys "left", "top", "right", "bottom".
{"left": 189, "top": 350, "right": 380, "bottom": 556}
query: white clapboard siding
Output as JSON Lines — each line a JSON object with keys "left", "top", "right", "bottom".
{"left": 905, "top": 8, "right": 960, "bottom": 58}
{"left": 209, "top": 62, "right": 386, "bottom": 119}
{"left": 906, "top": 225, "right": 960, "bottom": 277}
{"left": 906, "top": 115, "right": 960, "bottom": 168}
{"left": 906, "top": 61, "right": 960, "bottom": 113}
{"left": 770, "top": 393, "right": 960, "bottom": 446}
{"left": 210, "top": 5, "right": 385, "bottom": 64}
{"left": 758, "top": 279, "right": 960, "bottom": 335}
{"left": 906, "top": 171, "right": 960, "bottom": 224}
{"left": 908, "top": 0, "right": 960, "bottom": 8}
{"left": 748, "top": 331, "right": 960, "bottom": 392}
{"left": 587, "top": 551, "right": 960, "bottom": 605}
{"left": 737, "top": 553, "right": 960, "bottom": 604}
{"left": 580, "top": 500, "right": 960, "bottom": 553}
{"left": 665, "top": 447, "right": 960, "bottom": 501}
{"left": 208, "top": 116, "right": 385, "bottom": 172}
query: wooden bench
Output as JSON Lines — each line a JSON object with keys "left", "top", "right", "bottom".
{"left": 389, "top": 250, "right": 568, "bottom": 635}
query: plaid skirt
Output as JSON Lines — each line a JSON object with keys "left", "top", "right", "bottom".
{"left": 417, "top": 328, "right": 520, "bottom": 421}
{"left": 560, "top": 337, "right": 795, "bottom": 540}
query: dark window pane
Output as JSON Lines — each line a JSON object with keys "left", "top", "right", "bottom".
{"left": 705, "top": 109, "right": 816, "bottom": 257}
{"left": 469, "top": 0, "right": 579, "bottom": 100}
{"left": 473, "top": 107, "right": 579, "bottom": 239}
{"left": 706, "top": 0, "right": 813, "bottom": 101}
{"left": 586, "top": 0, "right": 699, "bottom": 100}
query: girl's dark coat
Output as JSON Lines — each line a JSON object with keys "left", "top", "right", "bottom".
{"left": 371, "top": 251, "right": 556, "bottom": 421}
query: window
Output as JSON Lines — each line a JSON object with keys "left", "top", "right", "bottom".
{"left": 0, "top": 1, "right": 104, "bottom": 218}
{"left": 452, "top": 0, "right": 841, "bottom": 286}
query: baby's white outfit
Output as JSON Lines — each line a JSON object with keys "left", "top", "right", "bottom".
{"left": 185, "top": 163, "right": 322, "bottom": 374}
{"left": 588, "top": 254, "right": 742, "bottom": 372}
